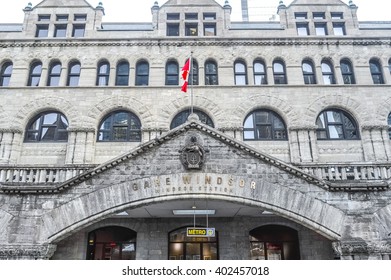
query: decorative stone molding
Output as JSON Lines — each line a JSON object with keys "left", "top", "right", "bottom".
{"left": 0, "top": 244, "right": 57, "bottom": 260}
{"left": 0, "top": 128, "right": 23, "bottom": 134}
{"left": 332, "top": 241, "right": 391, "bottom": 256}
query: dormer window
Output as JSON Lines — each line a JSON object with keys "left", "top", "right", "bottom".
{"left": 333, "top": 23, "right": 346, "bottom": 36}
{"left": 296, "top": 23, "right": 309, "bottom": 36}
{"left": 294, "top": 13, "right": 307, "bottom": 20}
{"left": 167, "top": 23, "right": 179, "bottom": 36}
{"left": 313, "top": 12, "right": 325, "bottom": 20}
{"left": 185, "top": 23, "right": 198, "bottom": 36}
{"left": 36, "top": 25, "right": 49, "bottom": 37}
{"left": 72, "top": 24, "right": 85, "bottom": 37}
{"left": 56, "top": 15, "right": 69, "bottom": 21}
{"left": 167, "top": 13, "right": 180, "bottom": 20}
{"left": 185, "top": 13, "right": 198, "bottom": 20}
{"left": 38, "top": 15, "right": 51, "bottom": 21}
{"left": 203, "top": 13, "right": 216, "bottom": 20}
{"left": 74, "top": 14, "right": 87, "bottom": 21}
{"left": 331, "top": 12, "right": 343, "bottom": 19}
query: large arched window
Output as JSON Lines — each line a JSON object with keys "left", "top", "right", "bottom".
{"left": 253, "top": 60, "right": 267, "bottom": 85}
{"left": 169, "top": 227, "right": 218, "bottom": 260}
{"left": 250, "top": 225, "right": 300, "bottom": 260}
{"left": 47, "top": 61, "right": 62, "bottom": 86}
{"left": 96, "top": 60, "right": 110, "bottom": 86}
{"left": 302, "top": 60, "right": 316, "bottom": 84}
{"left": 234, "top": 60, "right": 247, "bottom": 85}
{"left": 321, "top": 60, "right": 335, "bottom": 84}
{"left": 67, "top": 61, "right": 81, "bottom": 86}
{"left": 87, "top": 226, "right": 137, "bottom": 260}
{"left": 369, "top": 59, "right": 384, "bottom": 84}
{"left": 28, "top": 61, "right": 43, "bottom": 86}
{"left": 205, "top": 59, "right": 218, "bottom": 85}
{"left": 25, "top": 111, "right": 69, "bottom": 142}
{"left": 166, "top": 60, "right": 179, "bottom": 85}
{"left": 340, "top": 59, "right": 355, "bottom": 84}
{"left": 316, "top": 109, "right": 359, "bottom": 140}
{"left": 0, "top": 61, "right": 13, "bottom": 86}
{"left": 170, "top": 109, "right": 214, "bottom": 129}
{"left": 135, "top": 60, "right": 149, "bottom": 86}
{"left": 243, "top": 110, "right": 287, "bottom": 141}
{"left": 273, "top": 60, "right": 287, "bottom": 84}
{"left": 98, "top": 110, "right": 141, "bottom": 142}
{"left": 116, "top": 60, "right": 130, "bottom": 86}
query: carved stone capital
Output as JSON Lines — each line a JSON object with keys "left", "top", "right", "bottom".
{"left": 0, "top": 244, "right": 57, "bottom": 260}
{"left": 333, "top": 240, "right": 391, "bottom": 257}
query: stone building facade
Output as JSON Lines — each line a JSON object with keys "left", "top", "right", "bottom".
{"left": 1, "top": 0, "right": 391, "bottom": 260}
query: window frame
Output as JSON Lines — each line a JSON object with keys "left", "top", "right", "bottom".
{"left": 205, "top": 60, "right": 218, "bottom": 85}
{"left": 135, "top": 60, "right": 149, "bottom": 86}
{"left": 321, "top": 60, "right": 336, "bottom": 85}
{"left": 115, "top": 60, "right": 130, "bottom": 86}
{"left": 302, "top": 60, "right": 316, "bottom": 85}
{"left": 67, "top": 61, "right": 81, "bottom": 86}
{"left": 97, "top": 110, "right": 142, "bottom": 142}
{"left": 369, "top": 59, "right": 385, "bottom": 84}
{"left": 165, "top": 60, "right": 179, "bottom": 85}
{"left": 54, "top": 24, "right": 67, "bottom": 37}
{"left": 273, "top": 60, "right": 287, "bottom": 85}
{"left": 72, "top": 24, "right": 85, "bottom": 37}
{"left": 28, "top": 61, "right": 43, "bottom": 87}
{"left": 316, "top": 109, "right": 359, "bottom": 140}
{"left": 243, "top": 109, "right": 288, "bottom": 141}
{"left": 35, "top": 24, "right": 49, "bottom": 37}
{"left": 96, "top": 61, "right": 110, "bottom": 86}
{"left": 234, "top": 60, "right": 248, "bottom": 85}
{"left": 253, "top": 60, "right": 267, "bottom": 85}
{"left": 167, "top": 23, "right": 180, "bottom": 36}
{"left": 47, "top": 61, "right": 62, "bottom": 86}
{"left": 340, "top": 59, "right": 356, "bottom": 84}
{"left": 25, "top": 111, "right": 69, "bottom": 142}
{"left": 0, "top": 62, "right": 13, "bottom": 86}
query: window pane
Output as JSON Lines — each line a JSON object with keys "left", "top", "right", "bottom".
{"left": 326, "top": 111, "right": 342, "bottom": 123}
{"left": 235, "top": 63, "right": 246, "bottom": 73}
{"left": 235, "top": 75, "right": 246, "bottom": 85}
{"left": 73, "top": 25, "right": 85, "bottom": 37}
{"left": 328, "top": 125, "right": 344, "bottom": 139}
{"left": 255, "top": 112, "right": 271, "bottom": 124}
{"left": 316, "top": 114, "right": 326, "bottom": 129}
{"left": 254, "top": 62, "right": 265, "bottom": 73}
{"left": 257, "top": 126, "right": 272, "bottom": 139}
{"left": 254, "top": 75, "right": 267, "bottom": 85}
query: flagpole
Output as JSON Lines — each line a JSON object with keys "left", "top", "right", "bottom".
{"left": 190, "top": 51, "right": 194, "bottom": 116}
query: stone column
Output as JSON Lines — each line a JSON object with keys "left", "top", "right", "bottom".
{"left": 65, "top": 129, "right": 96, "bottom": 165}
{"left": 361, "top": 126, "right": 390, "bottom": 162}
{"left": 288, "top": 127, "right": 318, "bottom": 163}
{"left": 0, "top": 129, "right": 23, "bottom": 164}
{"left": 0, "top": 244, "right": 57, "bottom": 260}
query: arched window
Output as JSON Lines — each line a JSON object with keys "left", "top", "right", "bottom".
{"left": 190, "top": 59, "right": 199, "bottom": 86}
{"left": 28, "top": 61, "right": 42, "bottom": 86}
{"left": 243, "top": 110, "right": 287, "bottom": 140}
{"left": 169, "top": 227, "right": 218, "bottom": 260}
{"left": 166, "top": 60, "right": 179, "bottom": 85}
{"left": 205, "top": 60, "right": 218, "bottom": 85}
{"left": 388, "top": 113, "right": 391, "bottom": 139}
{"left": 250, "top": 225, "right": 300, "bottom": 260}
{"left": 25, "top": 111, "right": 69, "bottom": 142}
{"left": 321, "top": 60, "right": 335, "bottom": 84}
{"left": 98, "top": 110, "right": 141, "bottom": 142}
{"left": 340, "top": 59, "right": 355, "bottom": 84}
{"left": 302, "top": 60, "right": 316, "bottom": 84}
{"left": 47, "top": 61, "right": 62, "bottom": 86}
{"left": 87, "top": 226, "right": 137, "bottom": 260}
{"left": 234, "top": 60, "right": 247, "bottom": 85}
{"left": 96, "top": 60, "right": 110, "bottom": 86}
{"left": 67, "top": 61, "right": 81, "bottom": 86}
{"left": 273, "top": 60, "right": 287, "bottom": 84}
{"left": 369, "top": 59, "right": 384, "bottom": 84}
{"left": 316, "top": 109, "right": 359, "bottom": 140}
{"left": 0, "top": 61, "right": 13, "bottom": 86}
{"left": 135, "top": 60, "right": 149, "bottom": 86}
{"left": 254, "top": 60, "right": 267, "bottom": 85}
{"left": 170, "top": 109, "right": 214, "bottom": 129}
{"left": 116, "top": 60, "right": 130, "bottom": 86}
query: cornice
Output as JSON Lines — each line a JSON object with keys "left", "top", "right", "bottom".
{"left": 1, "top": 37, "right": 391, "bottom": 48}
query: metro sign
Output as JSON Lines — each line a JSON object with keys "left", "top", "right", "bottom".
{"left": 187, "top": 227, "right": 215, "bottom": 237}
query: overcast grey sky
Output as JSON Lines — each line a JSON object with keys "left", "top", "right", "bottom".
{"left": 0, "top": 0, "right": 388, "bottom": 23}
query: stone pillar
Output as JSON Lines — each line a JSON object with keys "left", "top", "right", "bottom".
{"left": 289, "top": 127, "right": 318, "bottom": 163}
{"left": 0, "top": 130, "right": 22, "bottom": 164}
{"left": 361, "top": 126, "right": 390, "bottom": 162}
{"left": 0, "top": 244, "right": 57, "bottom": 260}
{"left": 151, "top": 1, "right": 160, "bottom": 30}
{"left": 223, "top": 1, "right": 232, "bottom": 29}
{"left": 65, "top": 129, "right": 96, "bottom": 165}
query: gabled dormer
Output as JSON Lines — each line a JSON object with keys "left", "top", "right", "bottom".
{"left": 277, "top": 0, "right": 359, "bottom": 36}
{"left": 22, "top": 0, "right": 105, "bottom": 38}
{"left": 151, "top": 0, "right": 232, "bottom": 37}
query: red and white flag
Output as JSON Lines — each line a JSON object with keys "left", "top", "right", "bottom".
{"left": 181, "top": 58, "right": 191, "bottom": 92}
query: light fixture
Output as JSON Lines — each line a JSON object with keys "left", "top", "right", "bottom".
{"left": 173, "top": 210, "right": 215, "bottom": 215}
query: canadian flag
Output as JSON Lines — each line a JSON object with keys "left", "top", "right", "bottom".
{"left": 181, "top": 58, "right": 191, "bottom": 93}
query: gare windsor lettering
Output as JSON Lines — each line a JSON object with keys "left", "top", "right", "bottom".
{"left": 129, "top": 174, "right": 256, "bottom": 195}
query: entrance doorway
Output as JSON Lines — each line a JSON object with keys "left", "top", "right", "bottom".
{"left": 86, "top": 226, "right": 137, "bottom": 260}
{"left": 168, "top": 227, "right": 218, "bottom": 260}
{"left": 249, "top": 225, "right": 300, "bottom": 260}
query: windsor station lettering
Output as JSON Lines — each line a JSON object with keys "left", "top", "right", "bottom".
{"left": 129, "top": 174, "right": 257, "bottom": 194}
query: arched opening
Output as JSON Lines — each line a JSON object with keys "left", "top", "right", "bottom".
{"left": 249, "top": 225, "right": 300, "bottom": 260}
{"left": 86, "top": 226, "right": 137, "bottom": 260}
{"left": 168, "top": 226, "right": 219, "bottom": 260}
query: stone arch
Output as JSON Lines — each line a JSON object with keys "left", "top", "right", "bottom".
{"left": 160, "top": 96, "right": 225, "bottom": 129}
{"left": 12, "top": 97, "right": 79, "bottom": 131}
{"left": 235, "top": 94, "right": 300, "bottom": 127}
{"left": 303, "top": 95, "right": 365, "bottom": 128}
{"left": 87, "top": 95, "right": 154, "bottom": 129}
{"left": 375, "top": 96, "right": 391, "bottom": 127}
{"left": 42, "top": 188, "right": 344, "bottom": 244}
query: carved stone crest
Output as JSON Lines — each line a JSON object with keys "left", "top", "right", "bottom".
{"left": 180, "top": 136, "right": 205, "bottom": 170}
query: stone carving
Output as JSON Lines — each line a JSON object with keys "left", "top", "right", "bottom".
{"left": 180, "top": 135, "right": 206, "bottom": 170}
